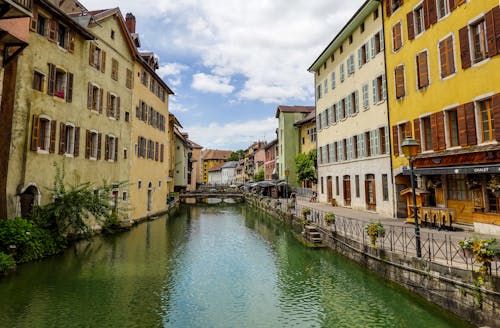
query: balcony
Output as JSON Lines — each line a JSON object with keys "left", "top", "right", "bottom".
{"left": 0, "top": 0, "right": 32, "bottom": 19}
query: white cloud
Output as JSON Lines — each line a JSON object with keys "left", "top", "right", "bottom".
{"left": 191, "top": 73, "right": 234, "bottom": 94}
{"left": 185, "top": 117, "right": 277, "bottom": 150}
{"left": 157, "top": 63, "right": 189, "bottom": 88}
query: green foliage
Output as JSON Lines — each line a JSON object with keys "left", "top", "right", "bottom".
{"left": 301, "top": 207, "right": 311, "bottom": 216}
{"left": 324, "top": 212, "right": 336, "bottom": 224}
{"left": 295, "top": 149, "right": 317, "bottom": 185}
{"left": 365, "top": 222, "right": 385, "bottom": 248}
{"left": 0, "top": 252, "right": 16, "bottom": 273}
{"left": 0, "top": 218, "right": 64, "bottom": 263}
{"left": 254, "top": 169, "right": 265, "bottom": 182}
{"left": 228, "top": 150, "right": 245, "bottom": 161}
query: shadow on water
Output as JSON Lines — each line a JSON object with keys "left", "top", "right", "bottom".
{"left": 0, "top": 204, "right": 473, "bottom": 328}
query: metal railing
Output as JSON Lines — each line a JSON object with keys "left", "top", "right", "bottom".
{"left": 9, "top": 0, "right": 32, "bottom": 11}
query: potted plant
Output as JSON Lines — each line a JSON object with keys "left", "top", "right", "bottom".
{"left": 472, "top": 238, "right": 499, "bottom": 277}
{"left": 301, "top": 207, "right": 311, "bottom": 219}
{"left": 365, "top": 222, "right": 385, "bottom": 248}
{"left": 458, "top": 237, "right": 475, "bottom": 259}
{"left": 324, "top": 212, "right": 335, "bottom": 225}
{"left": 487, "top": 175, "right": 500, "bottom": 197}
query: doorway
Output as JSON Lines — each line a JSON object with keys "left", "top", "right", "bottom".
{"left": 343, "top": 175, "right": 351, "bottom": 206}
{"left": 19, "top": 185, "right": 39, "bottom": 218}
{"left": 365, "top": 174, "right": 376, "bottom": 211}
{"left": 327, "top": 176, "right": 333, "bottom": 202}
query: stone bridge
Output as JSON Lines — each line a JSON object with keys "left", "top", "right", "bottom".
{"left": 179, "top": 191, "right": 244, "bottom": 204}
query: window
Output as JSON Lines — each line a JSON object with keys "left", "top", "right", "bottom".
{"left": 340, "top": 45, "right": 343, "bottom": 54}
{"left": 138, "top": 136, "right": 147, "bottom": 158}
{"left": 349, "top": 35, "right": 353, "bottom": 44}
{"left": 416, "top": 51, "right": 429, "bottom": 89}
{"left": 138, "top": 180, "right": 142, "bottom": 189}
{"left": 48, "top": 64, "right": 73, "bottom": 102}
{"left": 331, "top": 53, "right": 335, "bottom": 62}
{"left": 350, "top": 91, "right": 359, "bottom": 115}
{"left": 372, "top": 74, "right": 386, "bottom": 104}
{"left": 370, "top": 129, "right": 380, "bottom": 156}
{"left": 470, "top": 19, "right": 488, "bottom": 64}
{"left": 141, "top": 70, "right": 148, "bottom": 86}
{"left": 478, "top": 98, "right": 494, "bottom": 142}
{"left": 89, "top": 44, "right": 105, "bottom": 72}
{"left": 371, "top": 31, "right": 384, "bottom": 58}
{"left": 323, "top": 78, "right": 328, "bottom": 94}
{"left": 391, "top": 0, "right": 403, "bottom": 12}
{"left": 122, "top": 192, "right": 127, "bottom": 201}
{"left": 107, "top": 93, "right": 120, "bottom": 119}
{"left": 329, "top": 142, "right": 336, "bottom": 162}
{"left": 362, "top": 84, "right": 369, "bottom": 110}
{"left": 397, "top": 122, "right": 409, "bottom": 155}
{"left": 111, "top": 58, "right": 119, "bottom": 81}
{"left": 57, "top": 23, "right": 67, "bottom": 48}
{"left": 340, "top": 63, "right": 345, "bottom": 82}
{"left": 105, "top": 135, "right": 118, "bottom": 161}
{"left": 111, "top": 30, "right": 115, "bottom": 39}
{"left": 148, "top": 140, "right": 155, "bottom": 160}
{"left": 447, "top": 174, "right": 470, "bottom": 200}
{"left": 54, "top": 69, "right": 66, "bottom": 99}
{"left": 374, "top": 7, "right": 379, "bottom": 19}
{"left": 347, "top": 55, "right": 355, "bottom": 76}
{"left": 358, "top": 44, "right": 369, "bottom": 67}
{"left": 316, "top": 84, "right": 322, "bottom": 100}
{"left": 86, "top": 130, "right": 100, "bottom": 160}
{"left": 126, "top": 69, "right": 133, "bottom": 89}
{"left": 59, "top": 123, "right": 79, "bottom": 156}
{"left": 30, "top": 116, "right": 55, "bottom": 153}
{"left": 346, "top": 137, "right": 354, "bottom": 161}
{"left": 437, "top": 0, "right": 449, "bottom": 19}
{"left": 355, "top": 175, "right": 360, "bottom": 198}
{"left": 36, "top": 14, "right": 46, "bottom": 36}
{"left": 392, "top": 22, "right": 402, "bottom": 52}
{"left": 331, "top": 71, "right": 336, "bottom": 90}
{"left": 88, "top": 83, "right": 102, "bottom": 112}
{"left": 33, "top": 71, "right": 44, "bottom": 91}
{"left": 439, "top": 35, "right": 455, "bottom": 78}
{"left": 394, "top": 65, "right": 405, "bottom": 99}
{"left": 382, "top": 174, "right": 389, "bottom": 201}
{"left": 360, "top": 22, "right": 365, "bottom": 33}
{"left": 337, "top": 141, "right": 344, "bottom": 161}
{"left": 125, "top": 112, "right": 130, "bottom": 122}
{"left": 422, "top": 116, "right": 434, "bottom": 151}
{"left": 379, "top": 127, "right": 388, "bottom": 154}
{"left": 446, "top": 108, "right": 459, "bottom": 147}
{"left": 336, "top": 176, "right": 339, "bottom": 196}
{"left": 414, "top": 4, "right": 425, "bottom": 36}
{"left": 64, "top": 125, "right": 75, "bottom": 155}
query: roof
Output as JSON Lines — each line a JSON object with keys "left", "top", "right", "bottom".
{"left": 222, "top": 161, "right": 239, "bottom": 169}
{"left": 264, "top": 139, "right": 278, "bottom": 149}
{"left": 275, "top": 105, "right": 315, "bottom": 118}
{"left": 169, "top": 113, "right": 183, "bottom": 128}
{"left": 294, "top": 110, "right": 316, "bottom": 127}
{"left": 208, "top": 162, "right": 225, "bottom": 172}
{"left": 174, "top": 127, "right": 192, "bottom": 148}
{"left": 308, "top": 0, "right": 379, "bottom": 72}
{"left": 189, "top": 140, "right": 203, "bottom": 149}
{"left": 39, "top": 0, "right": 95, "bottom": 40}
{"left": 202, "top": 149, "right": 232, "bottom": 160}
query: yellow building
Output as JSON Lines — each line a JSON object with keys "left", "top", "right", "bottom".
{"left": 294, "top": 110, "right": 317, "bottom": 189}
{"left": 201, "top": 149, "right": 232, "bottom": 183}
{"left": 384, "top": 0, "right": 500, "bottom": 232}
{"left": 123, "top": 13, "right": 174, "bottom": 220}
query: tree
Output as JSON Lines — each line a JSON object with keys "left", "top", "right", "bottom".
{"left": 228, "top": 149, "right": 245, "bottom": 161}
{"left": 295, "top": 149, "right": 317, "bottom": 185}
{"left": 254, "top": 169, "right": 265, "bottom": 182}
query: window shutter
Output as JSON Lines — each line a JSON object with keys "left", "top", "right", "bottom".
{"left": 418, "top": 52, "right": 429, "bottom": 88}
{"left": 59, "top": 122, "right": 66, "bottom": 155}
{"left": 386, "top": 0, "right": 392, "bottom": 17}
{"left": 439, "top": 40, "right": 447, "bottom": 78}
{"left": 372, "top": 79, "right": 378, "bottom": 103}
{"left": 370, "top": 37, "right": 375, "bottom": 58}
{"left": 436, "top": 111, "right": 446, "bottom": 150}
{"left": 155, "top": 142, "right": 159, "bottom": 161}
{"left": 49, "top": 120, "right": 57, "bottom": 153}
{"left": 407, "top": 11, "right": 415, "bottom": 40}
{"left": 382, "top": 74, "right": 387, "bottom": 100}
{"left": 365, "top": 43, "right": 370, "bottom": 63}
{"left": 160, "top": 144, "right": 164, "bottom": 162}
{"left": 48, "top": 19, "right": 57, "bottom": 41}
{"left": 115, "top": 138, "right": 118, "bottom": 162}
{"left": 492, "top": 6, "right": 500, "bottom": 57}
{"left": 101, "top": 51, "right": 106, "bottom": 73}
{"left": 30, "top": 115, "right": 40, "bottom": 151}
{"left": 449, "top": 0, "right": 456, "bottom": 12}
{"left": 459, "top": 26, "right": 471, "bottom": 69}
{"left": 66, "top": 73, "right": 73, "bottom": 103}
{"left": 464, "top": 102, "right": 477, "bottom": 146}
{"left": 447, "top": 37, "right": 456, "bottom": 75}
{"left": 392, "top": 23, "right": 400, "bottom": 51}
{"left": 358, "top": 48, "right": 362, "bottom": 68}
{"left": 456, "top": 105, "right": 467, "bottom": 146}
{"left": 392, "top": 125, "right": 399, "bottom": 156}
{"left": 430, "top": 113, "right": 438, "bottom": 151}
{"left": 395, "top": 66, "right": 405, "bottom": 98}
{"left": 105, "top": 135, "right": 109, "bottom": 161}
{"left": 423, "top": 0, "right": 430, "bottom": 29}
{"left": 492, "top": 93, "right": 500, "bottom": 141}
{"left": 89, "top": 43, "right": 95, "bottom": 66}
{"left": 116, "top": 97, "right": 120, "bottom": 120}
{"left": 106, "top": 92, "right": 111, "bottom": 117}
{"left": 355, "top": 90, "right": 359, "bottom": 113}
{"left": 87, "top": 82, "right": 92, "bottom": 109}
{"left": 30, "top": 11, "right": 38, "bottom": 32}
{"left": 74, "top": 127, "right": 80, "bottom": 157}
{"left": 85, "top": 130, "right": 91, "bottom": 159}
{"left": 346, "top": 96, "right": 351, "bottom": 116}
{"left": 486, "top": 7, "right": 500, "bottom": 58}
{"left": 413, "top": 119, "right": 421, "bottom": 153}
{"left": 48, "top": 63, "right": 56, "bottom": 96}
{"left": 99, "top": 88, "right": 104, "bottom": 113}
{"left": 379, "top": 30, "right": 384, "bottom": 51}
{"left": 97, "top": 133, "right": 102, "bottom": 160}
{"left": 405, "top": 121, "right": 412, "bottom": 139}
{"left": 68, "top": 31, "right": 75, "bottom": 53}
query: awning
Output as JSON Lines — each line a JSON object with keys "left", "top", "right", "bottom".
{"left": 402, "top": 164, "right": 500, "bottom": 175}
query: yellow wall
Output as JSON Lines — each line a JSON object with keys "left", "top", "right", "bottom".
{"left": 299, "top": 122, "right": 316, "bottom": 154}
{"left": 202, "top": 159, "right": 225, "bottom": 183}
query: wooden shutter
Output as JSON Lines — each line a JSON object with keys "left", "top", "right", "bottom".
{"left": 424, "top": 0, "right": 430, "bottom": 30}
{"left": 492, "top": 93, "right": 500, "bottom": 141}
{"left": 101, "top": 51, "right": 106, "bottom": 73}
{"left": 413, "top": 119, "right": 421, "bottom": 154}
{"left": 492, "top": 6, "right": 500, "bottom": 58}
{"left": 449, "top": 0, "right": 456, "bottom": 12}
{"left": 436, "top": 112, "right": 446, "bottom": 150}
{"left": 464, "top": 102, "right": 477, "bottom": 146}
{"left": 74, "top": 127, "right": 80, "bottom": 157}
{"left": 395, "top": 66, "right": 405, "bottom": 98}
{"left": 430, "top": 113, "right": 438, "bottom": 151}
{"left": 457, "top": 105, "right": 467, "bottom": 146}
{"left": 392, "top": 125, "right": 399, "bottom": 156}
{"left": 160, "top": 144, "right": 164, "bottom": 162}
{"left": 486, "top": 7, "right": 500, "bottom": 58}
{"left": 97, "top": 133, "right": 102, "bottom": 160}
{"left": 104, "top": 135, "right": 109, "bottom": 161}
{"left": 425, "top": 0, "right": 437, "bottom": 26}
{"left": 89, "top": 43, "right": 95, "bottom": 66}
{"left": 439, "top": 40, "right": 447, "bottom": 78}
{"left": 407, "top": 11, "right": 415, "bottom": 41}
{"left": 459, "top": 26, "right": 471, "bottom": 69}
{"left": 87, "top": 82, "right": 92, "bottom": 109}
{"left": 114, "top": 138, "right": 118, "bottom": 162}
{"left": 47, "top": 63, "right": 56, "bottom": 95}
{"left": 30, "top": 11, "right": 38, "bottom": 31}
{"left": 48, "top": 19, "right": 57, "bottom": 41}
{"left": 457, "top": 0, "right": 465, "bottom": 5}
{"left": 116, "top": 97, "right": 120, "bottom": 120}
{"left": 68, "top": 31, "right": 75, "bottom": 53}
{"left": 386, "top": 0, "right": 392, "bottom": 17}
{"left": 85, "top": 130, "right": 90, "bottom": 159}
{"left": 447, "top": 37, "right": 456, "bottom": 75}
{"left": 99, "top": 88, "right": 103, "bottom": 113}
{"left": 30, "top": 115, "right": 40, "bottom": 151}
{"left": 155, "top": 142, "right": 159, "bottom": 161}
{"left": 59, "top": 122, "right": 66, "bottom": 155}
{"left": 66, "top": 73, "right": 73, "bottom": 103}
{"left": 49, "top": 120, "right": 57, "bottom": 153}
{"left": 106, "top": 92, "right": 111, "bottom": 117}
{"left": 405, "top": 122, "right": 412, "bottom": 139}
{"left": 393, "top": 22, "right": 402, "bottom": 51}
{"left": 417, "top": 52, "right": 429, "bottom": 88}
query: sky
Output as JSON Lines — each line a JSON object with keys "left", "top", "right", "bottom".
{"left": 81, "top": 0, "right": 366, "bottom": 150}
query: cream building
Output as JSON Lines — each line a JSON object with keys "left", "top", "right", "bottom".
{"left": 308, "top": 0, "right": 394, "bottom": 217}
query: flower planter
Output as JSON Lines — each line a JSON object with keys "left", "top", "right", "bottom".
{"left": 462, "top": 248, "right": 474, "bottom": 259}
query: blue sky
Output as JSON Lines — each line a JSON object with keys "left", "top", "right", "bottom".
{"left": 82, "top": 0, "right": 366, "bottom": 150}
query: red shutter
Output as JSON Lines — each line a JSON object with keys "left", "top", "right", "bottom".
{"left": 74, "top": 127, "right": 80, "bottom": 157}
{"left": 105, "top": 135, "right": 109, "bottom": 160}
{"left": 30, "top": 115, "right": 40, "bottom": 151}
{"left": 492, "top": 93, "right": 500, "bottom": 141}
{"left": 87, "top": 82, "right": 92, "bottom": 109}
{"left": 449, "top": 0, "right": 456, "bottom": 12}
{"left": 457, "top": 105, "right": 467, "bottom": 146}
{"left": 49, "top": 120, "right": 57, "bottom": 153}
{"left": 464, "top": 102, "right": 477, "bottom": 146}
{"left": 413, "top": 119, "right": 421, "bottom": 154}
{"left": 431, "top": 113, "right": 439, "bottom": 151}
{"left": 59, "top": 122, "right": 66, "bottom": 155}
{"left": 459, "top": 26, "right": 471, "bottom": 69}
{"left": 436, "top": 112, "right": 446, "bottom": 150}
{"left": 97, "top": 133, "right": 102, "bottom": 160}
{"left": 85, "top": 130, "right": 91, "bottom": 159}
{"left": 392, "top": 125, "right": 399, "bottom": 156}
{"left": 407, "top": 11, "right": 415, "bottom": 41}
{"left": 115, "top": 138, "right": 118, "bottom": 162}
{"left": 99, "top": 88, "right": 103, "bottom": 113}
{"left": 48, "top": 63, "right": 56, "bottom": 96}
{"left": 116, "top": 97, "right": 120, "bottom": 120}
{"left": 66, "top": 73, "right": 73, "bottom": 103}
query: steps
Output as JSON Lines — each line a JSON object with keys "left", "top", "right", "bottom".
{"left": 303, "top": 225, "right": 323, "bottom": 244}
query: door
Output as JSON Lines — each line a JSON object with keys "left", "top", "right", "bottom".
{"left": 343, "top": 175, "right": 351, "bottom": 206}
{"left": 396, "top": 184, "right": 407, "bottom": 218}
{"left": 327, "top": 176, "right": 333, "bottom": 202}
{"left": 365, "top": 174, "right": 376, "bottom": 211}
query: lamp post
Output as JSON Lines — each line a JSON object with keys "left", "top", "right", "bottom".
{"left": 401, "top": 136, "right": 422, "bottom": 258}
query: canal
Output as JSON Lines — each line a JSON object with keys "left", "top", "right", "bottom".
{"left": 0, "top": 205, "right": 473, "bottom": 328}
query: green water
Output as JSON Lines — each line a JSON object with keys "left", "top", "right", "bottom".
{"left": 0, "top": 205, "right": 473, "bottom": 328}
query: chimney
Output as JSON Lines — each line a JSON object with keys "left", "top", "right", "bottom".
{"left": 125, "top": 13, "right": 136, "bottom": 34}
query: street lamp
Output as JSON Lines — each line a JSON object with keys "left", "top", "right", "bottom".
{"left": 401, "top": 136, "right": 422, "bottom": 258}
{"left": 284, "top": 167, "right": 289, "bottom": 202}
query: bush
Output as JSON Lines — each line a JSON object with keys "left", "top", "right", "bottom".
{"left": 324, "top": 212, "right": 335, "bottom": 224}
{"left": 0, "top": 252, "right": 16, "bottom": 273}
{"left": 0, "top": 218, "right": 64, "bottom": 263}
